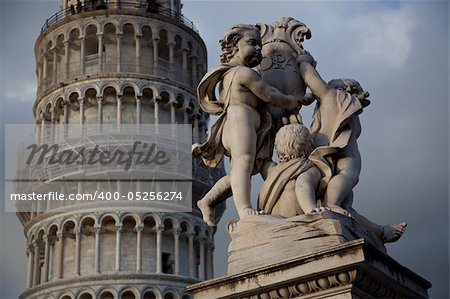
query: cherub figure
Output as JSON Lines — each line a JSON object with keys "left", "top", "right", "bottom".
{"left": 193, "top": 24, "right": 302, "bottom": 221}
{"left": 258, "top": 123, "right": 323, "bottom": 216}
{"left": 298, "top": 53, "right": 406, "bottom": 241}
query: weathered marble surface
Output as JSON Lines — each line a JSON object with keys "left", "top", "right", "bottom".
{"left": 188, "top": 239, "right": 431, "bottom": 299}
{"left": 227, "top": 210, "right": 385, "bottom": 274}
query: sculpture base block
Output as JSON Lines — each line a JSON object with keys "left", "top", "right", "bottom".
{"left": 188, "top": 239, "right": 431, "bottom": 299}
{"left": 227, "top": 211, "right": 386, "bottom": 274}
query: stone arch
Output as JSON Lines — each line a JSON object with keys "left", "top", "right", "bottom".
{"left": 141, "top": 25, "right": 154, "bottom": 74}
{"left": 121, "top": 84, "right": 138, "bottom": 123}
{"left": 101, "top": 83, "right": 120, "bottom": 96}
{"left": 103, "top": 22, "right": 118, "bottom": 72}
{"left": 139, "top": 86, "right": 155, "bottom": 124}
{"left": 118, "top": 287, "right": 139, "bottom": 299}
{"left": 61, "top": 219, "right": 77, "bottom": 278}
{"left": 120, "top": 214, "right": 138, "bottom": 271}
{"left": 142, "top": 287, "right": 160, "bottom": 299}
{"left": 58, "top": 292, "right": 75, "bottom": 299}
{"left": 101, "top": 20, "right": 120, "bottom": 35}
{"left": 162, "top": 289, "right": 179, "bottom": 299}
{"left": 79, "top": 216, "right": 95, "bottom": 275}
{"left": 99, "top": 214, "right": 118, "bottom": 273}
{"left": 66, "top": 91, "right": 81, "bottom": 126}
{"left": 122, "top": 22, "right": 136, "bottom": 72}
{"left": 119, "top": 212, "right": 140, "bottom": 225}
{"left": 67, "top": 27, "right": 81, "bottom": 79}
{"left": 141, "top": 213, "right": 158, "bottom": 272}
{"left": 158, "top": 29, "right": 170, "bottom": 61}
{"left": 53, "top": 96, "right": 65, "bottom": 124}
{"left": 101, "top": 85, "right": 118, "bottom": 124}
{"left": 76, "top": 288, "right": 96, "bottom": 299}
{"left": 84, "top": 24, "right": 99, "bottom": 76}
{"left": 161, "top": 217, "right": 178, "bottom": 274}
{"left": 83, "top": 87, "right": 98, "bottom": 124}
{"left": 141, "top": 86, "right": 157, "bottom": 101}
{"left": 83, "top": 20, "right": 101, "bottom": 36}
{"left": 158, "top": 90, "right": 172, "bottom": 106}
{"left": 47, "top": 223, "right": 59, "bottom": 281}
{"left": 54, "top": 33, "right": 65, "bottom": 84}
{"left": 98, "top": 288, "right": 117, "bottom": 299}
{"left": 120, "top": 82, "right": 140, "bottom": 96}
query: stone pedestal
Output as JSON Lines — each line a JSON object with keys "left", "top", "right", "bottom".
{"left": 188, "top": 212, "right": 430, "bottom": 299}
{"left": 188, "top": 239, "right": 431, "bottom": 299}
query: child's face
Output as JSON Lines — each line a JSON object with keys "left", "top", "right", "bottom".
{"left": 235, "top": 30, "right": 262, "bottom": 68}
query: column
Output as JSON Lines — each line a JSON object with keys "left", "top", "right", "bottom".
{"left": 35, "top": 122, "right": 41, "bottom": 145}
{"left": 173, "top": 228, "right": 181, "bottom": 275}
{"left": 181, "top": 48, "right": 188, "bottom": 83}
{"left": 42, "top": 53, "right": 48, "bottom": 82}
{"left": 154, "top": 98, "right": 160, "bottom": 125}
{"left": 135, "top": 35, "right": 141, "bottom": 73}
{"left": 170, "top": 102, "right": 176, "bottom": 124}
{"left": 57, "top": 231, "right": 64, "bottom": 278}
{"left": 52, "top": 47, "right": 58, "bottom": 84}
{"left": 74, "top": 227, "right": 81, "bottom": 275}
{"left": 80, "top": 37, "right": 85, "bottom": 75}
{"left": 191, "top": 56, "right": 197, "bottom": 85}
{"left": 48, "top": 240, "right": 54, "bottom": 281}
{"left": 98, "top": 34, "right": 104, "bottom": 72}
{"left": 206, "top": 241, "right": 214, "bottom": 279}
{"left": 136, "top": 96, "right": 142, "bottom": 125}
{"left": 97, "top": 96, "right": 103, "bottom": 124}
{"left": 116, "top": 34, "right": 122, "bottom": 72}
{"left": 94, "top": 224, "right": 101, "bottom": 273}
{"left": 116, "top": 95, "right": 122, "bottom": 126}
{"left": 152, "top": 38, "right": 159, "bottom": 74}
{"left": 156, "top": 226, "right": 163, "bottom": 273}
{"left": 64, "top": 40, "right": 69, "bottom": 79}
{"left": 135, "top": 224, "right": 143, "bottom": 272}
{"left": 168, "top": 42, "right": 175, "bottom": 74}
{"left": 63, "top": 102, "right": 69, "bottom": 138}
{"left": 78, "top": 97, "right": 84, "bottom": 125}
{"left": 188, "top": 232, "right": 195, "bottom": 278}
{"left": 198, "top": 235, "right": 205, "bottom": 280}
{"left": 50, "top": 106, "right": 56, "bottom": 143}
{"left": 183, "top": 108, "right": 188, "bottom": 124}
{"left": 37, "top": 63, "right": 43, "bottom": 92}
{"left": 26, "top": 244, "right": 34, "bottom": 288}
{"left": 63, "top": 101, "right": 69, "bottom": 124}
{"left": 115, "top": 224, "right": 122, "bottom": 271}
{"left": 193, "top": 116, "right": 199, "bottom": 143}
{"left": 40, "top": 114, "right": 46, "bottom": 145}
{"left": 32, "top": 240, "right": 40, "bottom": 286}
{"left": 42, "top": 234, "right": 50, "bottom": 283}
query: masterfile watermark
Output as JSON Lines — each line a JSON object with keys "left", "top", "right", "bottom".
{"left": 5, "top": 124, "right": 193, "bottom": 213}
{"left": 26, "top": 141, "right": 170, "bottom": 171}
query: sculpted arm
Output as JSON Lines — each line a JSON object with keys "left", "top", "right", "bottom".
{"left": 299, "top": 61, "right": 334, "bottom": 102}
{"left": 240, "top": 68, "right": 300, "bottom": 110}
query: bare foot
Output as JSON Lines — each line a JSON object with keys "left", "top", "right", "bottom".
{"left": 382, "top": 222, "right": 407, "bottom": 243}
{"left": 197, "top": 199, "right": 216, "bottom": 227}
{"left": 327, "top": 204, "right": 352, "bottom": 217}
{"left": 238, "top": 207, "right": 261, "bottom": 219}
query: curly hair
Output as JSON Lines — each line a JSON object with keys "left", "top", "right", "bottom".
{"left": 275, "top": 124, "right": 314, "bottom": 163}
{"left": 219, "top": 24, "right": 260, "bottom": 63}
{"left": 328, "top": 78, "right": 371, "bottom": 108}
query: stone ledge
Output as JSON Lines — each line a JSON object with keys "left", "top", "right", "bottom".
{"left": 227, "top": 211, "right": 386, "bottom": 274}
{"left": 188, "top": 239, "right": 431, "bottom": 299}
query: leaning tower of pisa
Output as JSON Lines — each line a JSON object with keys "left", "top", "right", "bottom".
{"left": 15, "top": 1, "right": 225, "bottom": 298}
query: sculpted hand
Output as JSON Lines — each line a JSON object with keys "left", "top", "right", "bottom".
{"left": 300, "top": 93, "right": 315, "bottom": 106}
{"left": 297, "top": 50, "right": 317, "bottom": 68}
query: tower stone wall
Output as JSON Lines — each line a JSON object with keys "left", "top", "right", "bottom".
{"left": 16, "top": 1, "right": 225, "bottom": 298}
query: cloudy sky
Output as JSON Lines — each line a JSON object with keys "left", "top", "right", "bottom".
{"left": 1, "top": 0, "right": 448, "bottom": 298}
